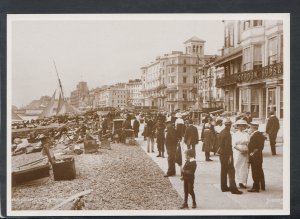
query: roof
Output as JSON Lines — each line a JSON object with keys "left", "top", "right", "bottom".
{"left": 184, "top": 36, "right": 206, "bottom": 44}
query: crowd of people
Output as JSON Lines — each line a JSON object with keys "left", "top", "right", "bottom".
{"left": 138, "top": 110, "right": 280, "bottom": 209}
{"left": 11, "top": 108, "right": 281, "bottom": 209}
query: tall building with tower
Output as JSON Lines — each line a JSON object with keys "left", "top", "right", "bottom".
{"left": 141, "top": 36, "right": 211, "bottom": 111}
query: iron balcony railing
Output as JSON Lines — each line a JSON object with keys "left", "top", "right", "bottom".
{"left": 216, "top": 62, "right": 283, "bottom": 88}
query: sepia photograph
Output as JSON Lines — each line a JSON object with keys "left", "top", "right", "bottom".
{"left": 6, "top": 14, "right": 290, "bottom": 216}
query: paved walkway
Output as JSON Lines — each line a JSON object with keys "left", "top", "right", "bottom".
{"left": 137, "top": 125, "right": 283, "bottom": 210}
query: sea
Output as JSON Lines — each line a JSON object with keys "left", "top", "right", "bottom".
{"left": 18, "top": 115, "right": 39, "bottom": 121}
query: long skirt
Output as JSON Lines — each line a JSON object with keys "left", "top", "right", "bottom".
{"left": 233, "top": 149, "right": 249, "bottom": 185}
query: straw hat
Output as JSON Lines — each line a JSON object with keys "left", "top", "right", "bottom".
{"left": 234, "top": 119, "right": 249, "bottom": 126}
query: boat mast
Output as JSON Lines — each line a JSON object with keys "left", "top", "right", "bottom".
{"left": 53, "top": 60, "right": 65, "bottom": 101}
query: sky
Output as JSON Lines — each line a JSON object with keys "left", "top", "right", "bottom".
{"left": 11, "top": 17, "right": 224, "bottom": 107}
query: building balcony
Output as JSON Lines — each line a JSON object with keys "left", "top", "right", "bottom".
{"left": 178, "top": 98, "right": 196, "bottom": 102}
{"left": 157, "top": 83, "right": 167, "bottom": 91}
{"left": 241, "top": 25, "right": 265, "bottom": 42}
{"left": 166, "top": 98, "right": 177, "bottom": 102}
{"left": 216, "top": 62, "right": 283, "bottom": 88}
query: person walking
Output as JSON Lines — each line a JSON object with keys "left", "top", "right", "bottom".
{"left": 201, "top": 123, "right": 214, "bottom": 161}
{"left": 266, "top": 111, "right": 280, "bottom": 155}
{"left": 218, "top": 118, "right": 243, "bottom": 195}
{"left": 213, "top": 119, "right": 225, "bottom": 155}
{"left": 133, "top": 117, "right": 140, "bottom": 138}
{"left": 248, "top": 122, "right": 266, "bottom": 192}
{"left": 144, "top": 116, "right": 155, "bottom": 153}
{"left": 232, "top": 119, "right": 250, "bottom": 189}
{"left": 180, "top": 149, "right": 197, "bottom": 209}
{"left": 154, "top": 118, "right": 166, "bottom": 158}
{"left": 184, "top": 119, "right": 199, "bottom": 159}
{"left": 175, "top": 113, "right": 186, "bottom": 142}
{"left": 164, "top": 119, "right": 178, "bottom": 177}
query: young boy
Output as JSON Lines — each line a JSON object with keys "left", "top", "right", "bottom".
{"left": 180, "top": 149, "right": 197, "bottom": 209}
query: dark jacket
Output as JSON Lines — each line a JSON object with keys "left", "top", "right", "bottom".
{"left": 266, "top": 115, "right": 280, "bottom": 135}
{"left": 133, "top": 119, "right": 140, "bottom": 132}
{"left": 122, "top": 119, "right": 132, "bottom": 129}
{"left": 200, "top": 123, "right": 215, "bottom": 141}
{"left": 144, "top": 120, "right": 154, "bottom": 137}
{"left": 165, "top": 126, "right": 177, "bottom": 153}
{"left": 154, "top": 122, "right": 166, "bottom": 138}
{"left": 218, "top": 128, "right": 233, "bottom": 155}
{"left": 182, "top": 159, "right": 197, "bottom": 181}
{"left": 176, "top": 123, "right": 186, "bottom": 139}
{"left": 248, "top": 131, "right": 265, "bottom": 163}
{"left": 184, "top": 125, "right": 199, "bottom": 146}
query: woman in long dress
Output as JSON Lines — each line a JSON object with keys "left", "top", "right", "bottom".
{"left": 232, "top": 119, "right": 250, "bottom": 189}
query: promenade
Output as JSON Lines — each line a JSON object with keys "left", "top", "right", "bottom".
{"left": 138, "top": 124, "right": 283, "bottom": 210}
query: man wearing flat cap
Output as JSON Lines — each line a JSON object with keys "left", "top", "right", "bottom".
{"left": 247, "top": 122, "right": 266, "bottom": 192}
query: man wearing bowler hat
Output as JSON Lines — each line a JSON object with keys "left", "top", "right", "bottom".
{"left": 248, "top": 122, "right": 266, "bottom": 192}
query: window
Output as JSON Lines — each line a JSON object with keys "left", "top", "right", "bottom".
{"left": 193, "top": 76, "right": 198, "bottom": 84}
{"left": 183, "top": 76, "right": 187, "bottom": 84}
{"left": 172, "top": 59, "right": 175, "bottom": 64}
{"left": 251, "top": 88, "right": 259, "bottom": 118}
{"left": 171, "top": 67, "right": 175, "bottom": 73}
{"left": 183, "top": 90, "right": 188, "bottom": 99}
{"left": 253, "top": 45, "right": 262, "bottom": 70}
{"left": 183, "top": 67, "right": 187, "bottom": 73}
{"left": 253, "top": 20, "right": 262, "bottom": 27}
{"left": 243, "top": 47, "right": 251, "bottom": 71}
{"left": 268, "top": 37, "right": 278, "bottom": 64}
{"left": 280, "top": 35, "right": 283, "bottom": 62}
{"left": 280, "top": 86, "right": 283, "bottom": 118}
{"left": 183, "top": 104, "right": 187, "bottom": 110}
{"left": 243, "top": 20, "right": 250, "bottom": 30}
{"left": 183, "top": 59, "right": 186, "bottom": 64}
{"left": 241, "top": 88, "right": 250, "bottom": 112}
{"left": 169, "top": 76, "right": 175, "bottom": 84}
{"left": 267, "top": 88, "right": 276, "bottom": 114}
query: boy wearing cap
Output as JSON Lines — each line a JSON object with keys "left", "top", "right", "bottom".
{"left": 180, "top": 149, "right": 197, "bottom": 209}
{"left": 248, "top": 122, "right": 266, "bottom": 192}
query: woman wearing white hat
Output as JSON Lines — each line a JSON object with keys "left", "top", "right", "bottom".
{"left": 232, "top": 119, "right": 250, "bottom": 189}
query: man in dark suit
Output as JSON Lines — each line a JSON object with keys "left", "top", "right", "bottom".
{"left": 184, "top": 119, "right": 199, "bottom": 159}
{"left": 248, "top": 122, "right": 266, "bottom": 192}
{"left": 218, "top": 118, "right": 243, "bottom": 195}
{"left": 266, "top": 111, "right": 280, "bottom": 155}
{"left": 133, "top": 117, "right": 140, "bottom": 138}
{"left": 164, "top": 119, "right": 178, "bottom": 177}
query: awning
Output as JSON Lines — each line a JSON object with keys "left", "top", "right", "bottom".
{"left": 214, "top": 46, "right": 243, "bottom": 67}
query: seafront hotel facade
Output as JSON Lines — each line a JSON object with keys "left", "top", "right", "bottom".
{"left": 215, "top": 20, "right": 283, "bottom": 123}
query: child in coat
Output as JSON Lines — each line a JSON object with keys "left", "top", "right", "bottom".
{"left": 180, "top": 149, "right": 197, "bottom": 209}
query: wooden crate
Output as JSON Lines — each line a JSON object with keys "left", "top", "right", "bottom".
{"left": 83, "top": 139, "right": 99, "bottom": 153}
{"left": 12, "top": 164, "right": 50, "bottom": 187}
{"left": 100, "top": 139, "right": 111, "bottom": 149}
{"left": 53, "top": 157, "right": 76, "bottom": 181}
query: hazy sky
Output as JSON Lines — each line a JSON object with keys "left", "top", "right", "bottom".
{"left": 11, "top": 18, "right": 224, "bottom": 107}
